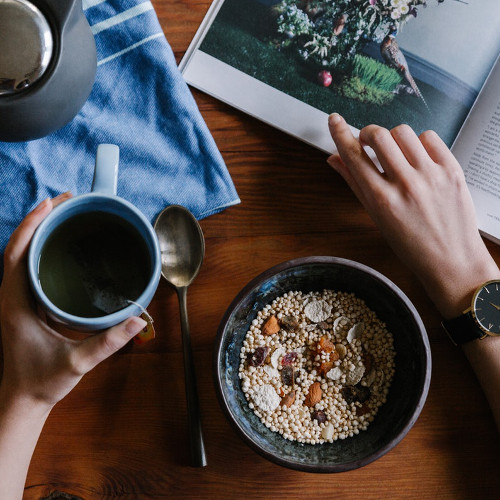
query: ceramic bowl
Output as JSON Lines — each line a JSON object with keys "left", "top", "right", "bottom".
{"left": 213, "top": 256, "right": 431, "bottom": 472}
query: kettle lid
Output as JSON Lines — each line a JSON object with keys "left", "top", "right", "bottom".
{"left": 0, "top": 0, "right": 54, "bottom": 96}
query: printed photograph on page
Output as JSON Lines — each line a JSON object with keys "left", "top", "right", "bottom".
{"left": 198, "top": 0, "right": 500, "bottom": 146}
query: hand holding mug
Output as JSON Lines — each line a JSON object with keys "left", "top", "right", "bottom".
{"left": 0, "top": 194, "right": 147, "bottom": 408}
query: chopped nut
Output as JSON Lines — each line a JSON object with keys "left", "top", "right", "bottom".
{"left": 262, "top": 315, "right": 280, "bottom": 336}
{"left": 304, "top": 382, "right": 322, "bottom": 407}
{"left": 326, "top": 367, "right": 343, "bottom": 381}
{"left": 239, "top": 289, "right": 395, "bottom": 445}
{"left": 345, "top": 363, "right": 365, "bottom": 385}
{"left": 347, "top": 323, "right": 364, "bottom": 344}
{"left": 333, "top": 315, "right": 350, "bottom": 335}
{"left": 335, "top": 343, "right": 347, "bottom": 359}
{"left": 321, "top": 422, "right": 335, "bottom": 440}
{"left": 270, "top": 347, "right": 285, "bottom": 368}
{"left": 281, "top": 391, "right": 296, "bottom": 407}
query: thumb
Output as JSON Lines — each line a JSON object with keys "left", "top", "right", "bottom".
{"left": 75, "top": 316, "right": 147, "bottom": 373}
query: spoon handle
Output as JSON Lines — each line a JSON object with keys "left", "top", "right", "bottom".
{"left": 177, "top": 286, "right": 207, "bottom": 467}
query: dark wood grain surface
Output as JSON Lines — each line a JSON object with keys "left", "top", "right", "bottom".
{"left": 25, "top": 1, "right": 500, "bottom": 498}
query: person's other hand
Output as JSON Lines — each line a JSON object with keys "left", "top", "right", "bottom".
{"left": 327, "top": 113, "right": 500, "bottom": 319}
{"left": 0, "top": 194, "right": 147, "bottom": 409}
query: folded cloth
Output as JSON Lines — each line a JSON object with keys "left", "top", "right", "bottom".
{"left": 0, "top": 0, "right": 240, "bottom": 278}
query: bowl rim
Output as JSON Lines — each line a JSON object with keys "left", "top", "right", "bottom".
{"left": 213, "top": 256, "right": 431, "bottom": 473}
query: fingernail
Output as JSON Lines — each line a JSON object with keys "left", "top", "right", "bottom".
{"left": 328, "top": 113, "right": 342, "bottom": 126}
{"left": 53, "top": 191, "right": 72, "bottom": 202}
{"left": 326, "top": 155, "right": 340, "bottom": 172}
{"left": 32, "top": 198, "right": 50, "bottom": 214}
{"left": 125, "top": 316, "right": 147, "bottom": 336}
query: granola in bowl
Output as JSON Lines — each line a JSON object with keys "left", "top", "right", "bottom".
{"left": 239, "top": 290, "right": 395, "bottom": 444}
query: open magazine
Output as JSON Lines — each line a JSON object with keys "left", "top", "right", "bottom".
{"left": 180, "top": 0, "right": 500, "bottom": 241}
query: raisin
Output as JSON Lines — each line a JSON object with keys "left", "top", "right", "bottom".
{"left": 362, "top": 352, "right": 374, "bottom": 373}
{"left": 355, "top": 384, "right": 371, "bottom": 403}
{"left": 281, "top": 351, "right": 298, "bottom": 366}
{"left": 341, "top": 384, "right": 371, "bottom": 404}
{"left": 356, "top": 403, "right": 371, "bottom": 416}
{"left": 311, "top": 410, "right": 327, "bottom": 423}
{"left": 281, "top": 365, "right": 295, "bottom": 386}
{"left": 279, "top": 315, "right": 300, "bottom": 333}
{"left": 247, "top": 346, "right": 269, "bottom": 367}
{"left": 341, "top": 386, "right": 357, "bottom": 404}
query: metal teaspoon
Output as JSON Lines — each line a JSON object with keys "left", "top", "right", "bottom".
{"left": 154, "top": 204, "right": 207, "bottom": 467}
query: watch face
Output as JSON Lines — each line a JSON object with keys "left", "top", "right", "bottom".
{"left": 473, "top": 280, "right": 500, "bottom": 334}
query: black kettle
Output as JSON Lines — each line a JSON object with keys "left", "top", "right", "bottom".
{"left": 0, "top": 0, "right": 97, "bottom": 142}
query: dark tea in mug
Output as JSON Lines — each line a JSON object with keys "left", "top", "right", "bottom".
{"left": 38, "top": 211, "right": 152, "bottom": 318}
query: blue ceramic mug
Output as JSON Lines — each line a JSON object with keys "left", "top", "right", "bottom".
{"left": 28, "top": 144, "right": 161, "bottom": 331}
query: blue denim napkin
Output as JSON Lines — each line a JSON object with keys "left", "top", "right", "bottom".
{"left": 0, "top": 0, "right": 240, "bottom": 278}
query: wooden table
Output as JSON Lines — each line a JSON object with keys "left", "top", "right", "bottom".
{"left": 25, "top": 1, "right": 500, "bottom": 498}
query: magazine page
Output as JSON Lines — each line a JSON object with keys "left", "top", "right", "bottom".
{"left": 181, "top": 0, "right": 500, "bottom": 153}
{"left": 451, "top": 55, "right": 500, "bottom": 243}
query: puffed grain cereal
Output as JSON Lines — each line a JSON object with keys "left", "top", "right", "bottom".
{"left": 238, "top": 290, "right": 395, "bottom": 444}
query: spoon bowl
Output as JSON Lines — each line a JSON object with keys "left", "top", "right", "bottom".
{"left": 154, "top": 204, "right": 207, "bottom": 467}
{"left": 155, "top": 205, "right": 205, "bottom": 287}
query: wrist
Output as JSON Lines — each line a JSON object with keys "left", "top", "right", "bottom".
{"left": 424, "top": 256, "right": 500, "bottom": 320}
{"left": 0, "top": 383, "right": 53, "bottom": 421}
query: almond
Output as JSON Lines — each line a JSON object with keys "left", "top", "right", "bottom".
{"left": 262, "top": 315, "right": 280, "bottom": 336}
{"left": 304, "top": 382, "right": 322, "bottom": 407}
{"left": 281, "top": 391, "right": 296, "bottom": 407}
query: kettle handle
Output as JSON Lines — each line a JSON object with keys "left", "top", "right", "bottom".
{"left": 37, "top": 0, "right": 84, "bottom": 29}
{"left": 92, "top": 145, "right": 119, "bottom": 196}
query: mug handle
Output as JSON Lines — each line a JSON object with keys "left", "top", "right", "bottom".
{"left": 92, "top": 144, "right": 119, "bottom": 196}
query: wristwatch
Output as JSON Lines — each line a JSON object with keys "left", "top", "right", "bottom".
{"left": 442, "top": 279, "right": 500, "bottom": 346}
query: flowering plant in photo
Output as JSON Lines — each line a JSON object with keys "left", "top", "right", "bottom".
{"left": 275, "top": 0, "right": 447, "bottom": 69}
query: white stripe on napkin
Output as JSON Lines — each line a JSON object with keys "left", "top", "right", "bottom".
{"left": 97, "top": 32, "right": 163, "bottom": 66}
{"left": 82, "top": 0, "right": 106, "bottom": 10}
{"left": 90, "top": 2, "right": 154, "bottom": 35}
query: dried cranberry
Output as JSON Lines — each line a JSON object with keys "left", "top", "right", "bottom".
{"left": 281, "top": 351, "right": 298, "bottom": 366}
{"left": 281, "top": 365, "right": 295, "bottom": 386}
{"left": 247, "top": 346, "right": 269, "bottom": 367}
{"left": 311, "top": 410, "right": 327, "bottom": 423}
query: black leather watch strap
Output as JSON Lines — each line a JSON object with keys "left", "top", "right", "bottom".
{"left": 442, "top": 312, "right": 485, "bottom": 346}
